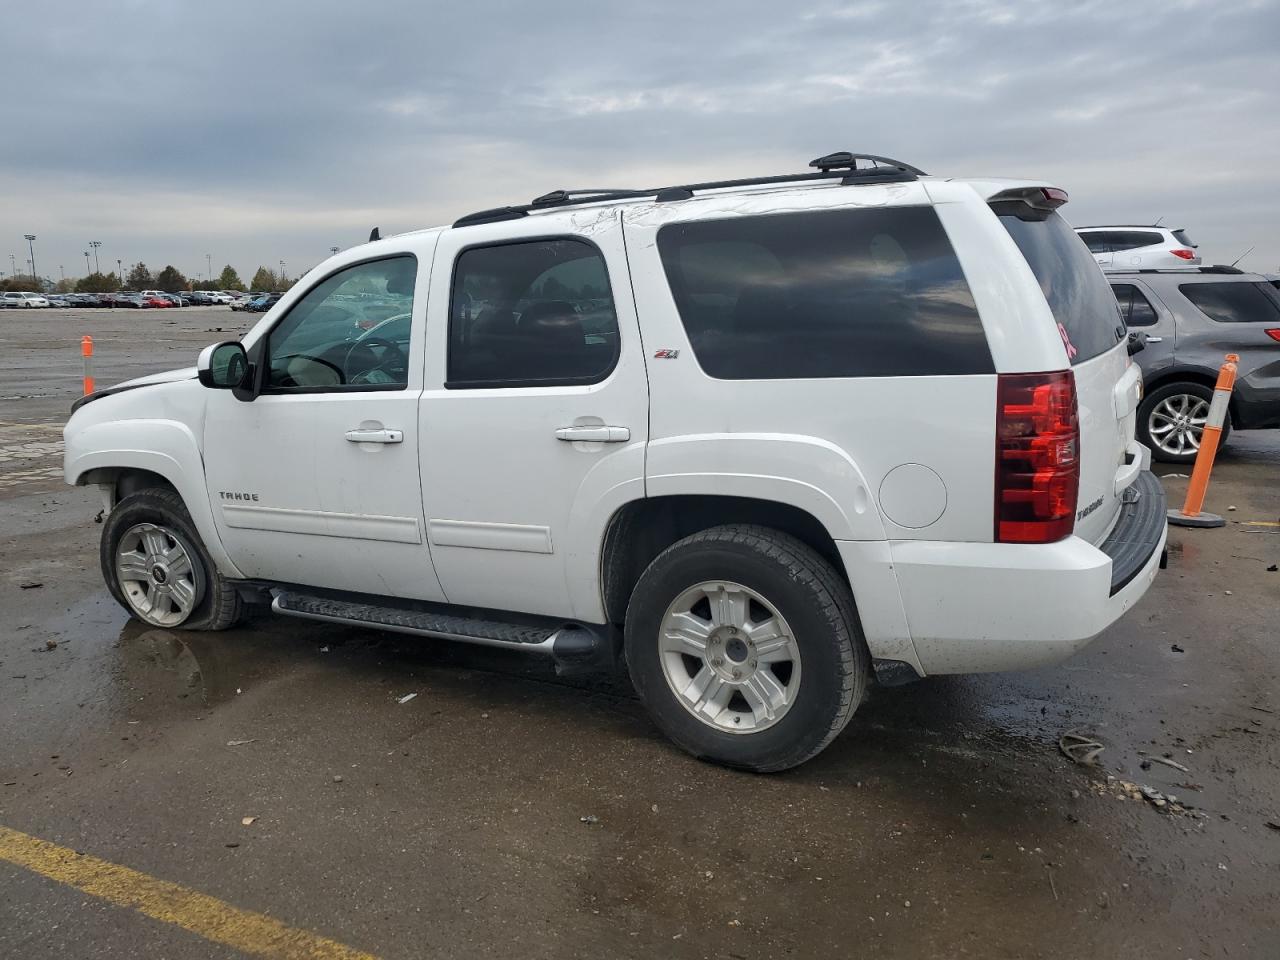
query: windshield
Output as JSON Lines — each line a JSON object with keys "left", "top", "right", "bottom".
{"left": 997, "top": 211, "right": 1123, "bottom": 364}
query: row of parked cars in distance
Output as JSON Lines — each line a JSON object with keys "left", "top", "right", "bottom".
{"left": 1, "top": 291, "right": 282, "bottom": 310}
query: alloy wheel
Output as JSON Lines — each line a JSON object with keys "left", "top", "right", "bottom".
{"left": 115, "top": 522, "right": 203, "bottom": 627}
{"left": 658, "top": 581, "right": 802, "bottom": 734}
{"left": 1148, "top": 393, "right": 1209, "bottom": 459}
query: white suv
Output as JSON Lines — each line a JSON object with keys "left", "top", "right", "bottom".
{"left": 64, "top": 152, "right": 1167, "bottom": 771}
{"left": 1075, "top": 225, "right": 1201, "bottom": 271}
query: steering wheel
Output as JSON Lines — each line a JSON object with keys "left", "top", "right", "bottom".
{"left": 344, "top": 336, "right": 408, "bottom": 385}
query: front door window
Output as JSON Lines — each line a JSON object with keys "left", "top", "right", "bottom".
{"left": 265, "top": 257, "right": 417, "bottom": 390}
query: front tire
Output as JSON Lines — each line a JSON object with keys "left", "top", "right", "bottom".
{"left": 1139, "top": 381, "right": 1230, "bottom": 464}
{"left": 101, "top": 488, "right": 243, "bottom": 630}
{"left": 624, "top": 525, "right": 867, "bottom": 772}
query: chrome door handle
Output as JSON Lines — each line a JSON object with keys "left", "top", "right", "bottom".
{"left": 345, "top": 428, "right": 403, "bottom": 444}
{"left": 555, "top": 425, "right": 630, "bottom": 443}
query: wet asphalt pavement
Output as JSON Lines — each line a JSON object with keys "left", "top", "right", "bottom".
{"left": 1, "top": 308, "right": 1278, "bottom": 959}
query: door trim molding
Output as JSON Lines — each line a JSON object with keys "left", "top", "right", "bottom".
{"left": 221, "top": 504, "right": 422, "bottom": 544}
{"left": 428, "top": 519, "right": 553, "bottom": 554}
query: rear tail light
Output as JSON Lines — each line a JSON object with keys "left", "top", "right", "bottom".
{"left": 1170, "top": 249, "right": 1197, "bottom": 260}
{"left": 1266, "top": 329, "right": 1280, "bottom": 343}
{"left": 995, "top": 371, "right": 1079, "bottom": 544}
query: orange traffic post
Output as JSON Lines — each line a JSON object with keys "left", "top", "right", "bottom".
{"left": 81, "top": 335, "right": 95, "bottom": 396}
{"left": 1167, "top": 353, "right": 1239, "bottom": 528}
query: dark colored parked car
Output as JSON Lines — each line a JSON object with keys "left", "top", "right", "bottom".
{"left": 246, "top": 293, "right": 283, "bottom": 312}
{"left": 1110, "top": 266, "right": 1280, "bottom": 462}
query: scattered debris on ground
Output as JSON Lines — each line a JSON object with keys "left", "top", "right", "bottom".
{"left": 1092, "top": 776, "right": 1205, "bottom": 818}
{"left": 226, "top": 739, "right": 257, "bottom": 747}
{"left": 397, "top": 693, "right": 418, "bottom": 705}
{"left": 19, "top": 581, "right": 43, "bottom": 590}
{"left": 580, "top": 814, "right": 600, "bottom": 825}
{"left": 1059, "top": 732, "right": 1105, "bottom": 766}
{"left": 241, "top": 816, "right": 257, "bottom": 826}
{"left": 1143, "top": 754, "right": 1191, "bottom": 773}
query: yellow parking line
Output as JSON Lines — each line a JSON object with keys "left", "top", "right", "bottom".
{"left": 1240, "top": 521, "right": 1280, "bottom": 527}
{"left": 0, "top": 825, "right": 379, "bottom": 959}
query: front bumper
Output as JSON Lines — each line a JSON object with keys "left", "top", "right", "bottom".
{"left": 885, "top": 472, "right": 1167, "bottom": 675}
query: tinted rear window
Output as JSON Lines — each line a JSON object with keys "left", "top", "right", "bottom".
{"left": 1179, "top": 282, "right": 1280, "bottom": 323}
{"left": 997, "top": 212, "right": 1123, "bottom": 364}
{"left": 656, "top": 206, "right": 992, "bottom": 380}
{"left": 1172, "top": 229, "right": 1196, "bottom": 248}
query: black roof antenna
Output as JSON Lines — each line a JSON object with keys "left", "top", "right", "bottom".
{"left": 1229, "top": 245, "right": 1254, "bottom": 268}
{"left": 369, "top": 227, "right": 381, "bottom": 242}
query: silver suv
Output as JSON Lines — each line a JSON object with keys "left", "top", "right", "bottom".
{"left": 1110, "top": 267, "right": 1280, "bottom": 462}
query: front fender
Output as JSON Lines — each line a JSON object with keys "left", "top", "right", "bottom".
{"left": 64, "top": 418, "right": 244, "bottom": 579}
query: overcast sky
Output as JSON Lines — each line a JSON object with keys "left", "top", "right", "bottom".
{"left": 2, "top": 0, "right": 1277, "bottom": 285}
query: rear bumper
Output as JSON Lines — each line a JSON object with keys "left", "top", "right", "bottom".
{"left": 884, "top": 473, "right": 1167, "bottom": 675}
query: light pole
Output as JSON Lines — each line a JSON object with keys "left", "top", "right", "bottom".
{"left": 206, "top": 253, "right": 212, "bottom": 284}
{"left": 8, "top": 254, "right": 15, "bottom": 279}
{"left": 84, "top": 251, "right": 91, "bottom": 275}
{"left": 330, "top": 246, "right": 339, "bottom": 256}
{"left": 116, "top": 259, "right": 122, "bottom": 287}
{"left": 59, "top": 265, "right": 65, "bottom": 282}
{"left": 89, "top": 240, "right": 102, "bottom": 274}
{"left": 24, "top": 235, "right": 37, "bottom": 288}
{"left": 279, "top": 260, "right": 286, "bottom": 288}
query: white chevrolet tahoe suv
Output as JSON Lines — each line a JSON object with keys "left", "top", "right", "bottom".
{"left": 64, "top": 152, "right": 1168, "bottom": 771}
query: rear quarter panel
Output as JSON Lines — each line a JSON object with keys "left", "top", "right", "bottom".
{"left": 623, "top": 182, "right": 1024, "bottom": 546}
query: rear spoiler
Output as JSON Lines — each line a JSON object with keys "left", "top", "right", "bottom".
{"left": 988, "top": 186, "right": 1069, "bottom": 222}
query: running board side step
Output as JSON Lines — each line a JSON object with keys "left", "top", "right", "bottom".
{"left": 270, "top": 590, "right": 612, "bottom": 674}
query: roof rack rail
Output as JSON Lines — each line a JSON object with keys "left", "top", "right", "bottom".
{"left": 451, "top": 151, "right": 925, "bottom": 228}
{"left": 1134, "top": 265, "right": 1245, "bottom": 275}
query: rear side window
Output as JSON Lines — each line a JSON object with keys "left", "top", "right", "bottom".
{"left": 998, "top": 212, "right": 1123, "bottom": 364}
{"left": 1179, "top": 282, "right": 1280, "bottom": 324}
{"left": 1110, "top": 231, "right": 1163, "bottom": 251}
{"left": 656, "top": 206, "right": 991, "bottom": 380}
{"left": 1172, "top": 229, "right": 1196, "bottom": 248}
{"left": 447, "top": 239, "right": 619, "bottom": 387}
{"left": 1110, "top": 283, "right": 1159, "bottom": 327}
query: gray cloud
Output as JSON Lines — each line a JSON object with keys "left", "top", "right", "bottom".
{"left": 2, "top": 0, "right": 1277, "bottom": 283}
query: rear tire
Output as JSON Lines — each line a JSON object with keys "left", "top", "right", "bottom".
{"left": 624, "top": 524, "right": 867, "bottom": 772}
{"left": 101, "top": 488, "right": 243, "bottom": 631}
{"left": 1139, "top": 381, "right": 1230, "bottom": 464}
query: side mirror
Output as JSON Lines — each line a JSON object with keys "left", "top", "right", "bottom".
{"left": 197, "top": 341, "right": 249, "bottom": 389}
{"left": 1127, "top": 331, "right": 1147, "bottom": 356}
